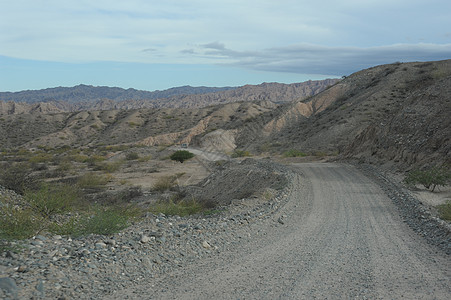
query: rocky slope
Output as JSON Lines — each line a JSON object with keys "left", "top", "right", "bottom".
{"left": 237, "top": 59, "right": 451, "bottom": 170}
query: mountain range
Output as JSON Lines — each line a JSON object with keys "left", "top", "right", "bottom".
{"left": 0, "top": 60, "right": 449, "bottom": 170}
{"left": 0, "top": 79, "right": 339, "bottom": 112}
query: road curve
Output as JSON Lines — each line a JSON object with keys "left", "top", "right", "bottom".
{"left": 111, "top": 163, "right": 451, "bottom": 299}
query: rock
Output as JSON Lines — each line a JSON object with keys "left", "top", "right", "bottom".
{"left": 202, "top": 241, "right": 211, "bottom": 249}
{"left": 17, "top": 265, "right": 27, "bottom": 273}
{"left": 35, "top": 235, "right": 48, "bottom": 241}
{"left": 31, "top": 240, "right": 44, "bottom": 246}
{"left": 95, "top": 242, "right": 107, "bottom": 249}
{"left": 277, "top": 215, "right": 286, "bottom": 225}
{"left": 105, "top": 239, "right": 117, "bottom": 247}
{"left": 35, "top": 280, "right": 45, "bottom": 298}
{"left": 140, "top": 235, "right": 151, "bottom": 243}
{"left": 0, "top": 277, "right": 18, "bottom": 298}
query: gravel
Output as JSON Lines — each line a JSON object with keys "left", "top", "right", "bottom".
{"left": 0, "top": 159, "right": 293, "bottom": 299}
{"left": 1, "top": 161, "right": 450, "bottom": 299}
{"left": 357, "top": 163, "right": 451, "bottom": 255}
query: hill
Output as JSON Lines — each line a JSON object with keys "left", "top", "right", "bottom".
{"left": 1, "top": 60, "right": 449, "bottom": 170}
{"left": 238, "top": 59, "right": 451, "bottom": 169}
{"left": 0, "top": 79, "right": 339, "bottom": 112}
{"left": 0, "top": 85, "right": 236, "bottom": 104}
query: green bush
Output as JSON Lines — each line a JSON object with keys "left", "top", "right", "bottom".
{"left": 77, "top": 173, "right": 111, "bottom": 189}
{"left": 231, "top": 150, "right": 251, "bottom": 158}
{"left": 125, "top": 152, "right": 139, "bottom": 160}
{"left": 0, "top": 163, "right": 39, "bottom": 194}
{"left": 50, "top": 207, "right": 135, "bottom": 237}
{"left": 28, "top": 153, "right": 53, "bottom": 163}
{"left": 404, "top": 167, "right": 451, "bottom": 192}
{"left": 94, "top": 160, "right": 123, "bottom": 173}
{"left": 437, "top": 201, "right": 451, "bottom": 221}
{"left": 25, "top": 183, "right": 81, "bottom": 218}
{"left": 0, "top": 202, "right": 42, "bottom": 240}
{"left": 150, "top": 198, "right": 204, "bottom": 217}
{"left": 78, "top": 208, "right": 129, "bottom": 236}
{"left": 170, "top": 150, "right": 195, "bottom": 163}
{"left": 283, "top": 149, "right": 308, "bottom": 158}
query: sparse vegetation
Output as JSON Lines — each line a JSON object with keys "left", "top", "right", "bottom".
{"left": 231, "top": 149, "right": 252, "bottom": 158}
{"left": 283, "top": 149, "right": 307, "bottom": 158}
{"left": 149, "top": 198, "right": 204, "bottom": 217}
{"left": 77, "top": 172, "right": 111, "bottom": 189}
{"left": 25, "top": 183, "right": 82, "bottom": 218}
{"left": 152, "top": 174, "right": 184, "bottom": 192}
{"left": 170, "top": 150, "right": 195, "bottom": 163}
{"left": 94, "top": 160, "right": 124, "bottom": 173}
{"left": 125, "top": 152, "right": 139, "bottom": 160}
{"left": 404, "top": 167, "right": 451, "bottom": 192}
{"left": 437, "top": 201, "right": 451, "bottom": 221}
{"left": 0, "top": 162, "right": 39, "bottom": 194}
{"left": 0, "top": 199, "right": 42, "bottom": 240}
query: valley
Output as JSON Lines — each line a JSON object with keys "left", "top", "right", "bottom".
{"left": 0, "top": 60, "right": 450, "bottom": 299}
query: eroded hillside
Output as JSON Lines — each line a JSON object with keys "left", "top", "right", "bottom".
{"left": 0, "top": 101, "right": 277, "bottom": 149}
{"left": 237, "top": 59, "right": 451, "bottom": 169}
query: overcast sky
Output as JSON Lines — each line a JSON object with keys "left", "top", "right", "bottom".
{"left": 1, "top": 0, "right": 450, "bottom": 92}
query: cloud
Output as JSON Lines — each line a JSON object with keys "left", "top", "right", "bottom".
{"left": 194, "top": 43, "right": 451, "bottom": 75}
{"left": 202, "top": 42, "right": 226, "bottom": 50}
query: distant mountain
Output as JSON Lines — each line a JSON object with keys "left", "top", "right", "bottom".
{"left": 0, "top": 84, "right": 236, "bottom": 104}
{"left": 0, "top": 79, "right": 340, "bottom": 113}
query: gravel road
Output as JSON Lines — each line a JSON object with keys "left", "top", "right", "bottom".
{"left": 110, "top": 163, "right": 450, "bottom": 299}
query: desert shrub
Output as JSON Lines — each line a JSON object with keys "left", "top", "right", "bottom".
{"left": 24, "top": 183, "right": 82, "bottom": 218}
{"left": 125, "top": 152, "right": 139, "bottom": 160}
{"left": 84, "top": 155, "right": 106, "bottom": 166}
{"left": 170, "top": 150, "right": 195, "bottom": 163}
{"left": 138, "top": 155, "right": 152, "bottom": 162}
{"left": 77, "top": 173, "right": 110, "bottom": 189}
{"left": 231, "top": 150, "right": 252, "bottom": 158}
{"left": 94, "top": 160, "right": 123, "bottom": 173}
{"left": 70, "top": 154, "right": 89, "bottom": 162}
{"left": 101, "top": 187, "right": 144, "bottom": 205}
{"left": 0, "top": 196, "right": 43, "bottom": 240}
{"left": 55, "top": 160, "right": 73, "bottom": 174}
{"left": 437, "top": 201, "right": 451, "bottom": 221}
{"left": 50, "top": 207, "right": 132, "bottom": 237}
{"left": 404, "top": 167, "right": 451, "bottom": 192}
{"left": 152, "top": 176, "right": 177, "bottom": 192}
{"left": 150, "top": 198, "right": 204, "bottom": 217}
{"left": 28, "top": 153, "right": 52, "bottom": 164}
{"left": 76, "top": 208, "right": 129, "bottom": 236}
{"left": 283, "top": 149, "right": 308, "bottom": 158}
{"left": 0, "top": 163, "right": 39, "bottom": 194}
{"left": 311, "top": 151, "right": 328, "bottom": 157}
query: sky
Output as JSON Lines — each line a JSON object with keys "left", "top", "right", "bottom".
{"left": 1, "top": 0, "right": 450, "bottom": 92}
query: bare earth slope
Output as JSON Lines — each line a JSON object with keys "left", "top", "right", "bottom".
{"left": 108, "top": 163, "right": 450, "bottom": 299}
{"left": 244, "top": 59, "right": 451, "bottom": 169}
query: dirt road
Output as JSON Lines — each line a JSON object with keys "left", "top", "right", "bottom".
{"left": 110, "top": 163, "right": 450, "bottom": 299}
